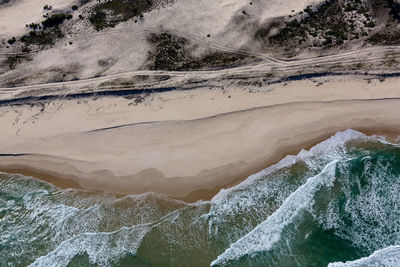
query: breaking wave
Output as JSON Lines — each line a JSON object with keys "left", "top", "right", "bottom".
{"left": 2, "top": 129, "right": 400, "bottom": 266}
{"left": 328, "top": 246, "right": 400, "bottom": 267}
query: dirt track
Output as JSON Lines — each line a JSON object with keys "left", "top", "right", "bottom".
{"left": 1, "top": 39, "right": 400, "bottom": 103}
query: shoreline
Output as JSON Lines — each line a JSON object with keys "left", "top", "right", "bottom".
{"left": 1, "top": 75, "right": 400, "bottom": 201}
{"left": 1, "top": 127, "right": 399, "bottom": 203}
{"left": 0, "top": 129, "right": 340, "bottom": 202}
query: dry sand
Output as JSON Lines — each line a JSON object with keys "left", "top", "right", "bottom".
{"left": 0, "top": 0, "right": 76, "bottom": 38}
{"left": 0, "top": 75, "right": 400, "bottom": 201}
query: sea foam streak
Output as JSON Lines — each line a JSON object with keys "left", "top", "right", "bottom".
{"left": 211, "top": 160, "right": 338, "bottom": 266}
{"left": 212, "top": 129, "right": 400, "bottom": 266}
{"left": 211, "top": 129, "right": 365, "bottom": 203}
{"left": 3, "top": 129, "right": 396, "bottom": 266}
{"left": 328, "top": 246, "right": 400, "bottom": 267}
{"left": 208, "top": 130, "right": 365, "bottom": 259}
{"left": 29, "top": 225, "right": 149, "bottom": 267}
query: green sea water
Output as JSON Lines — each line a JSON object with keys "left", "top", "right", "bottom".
{"left": 2, "top": 129, "right": 400, "bottom": 266}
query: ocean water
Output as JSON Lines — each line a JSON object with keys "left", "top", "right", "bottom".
{"left": 2, "top": 129, "right": 400, "bottom": 266}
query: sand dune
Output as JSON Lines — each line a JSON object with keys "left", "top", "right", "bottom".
{"left": 0, "top": 0, "right": 76, "bottom": 38}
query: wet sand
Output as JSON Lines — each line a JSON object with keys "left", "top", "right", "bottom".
{"left": 1, "top": 75, "right": 400, "bottom": 201}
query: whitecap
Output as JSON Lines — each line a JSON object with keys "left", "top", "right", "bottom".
{"left": 211, "top": 159, "right": 339, "bottom": 266}
{"left": 207, "top": 130, "right": 368, "bottom": 248}
{"left": 328, "top": 245, "right": 400, "bottom": 267}
{"left": 211, "top": 129, "right": 366, "bottom": 204}
{"left": 29, "top": 225, "right": 149, "bottom": 267}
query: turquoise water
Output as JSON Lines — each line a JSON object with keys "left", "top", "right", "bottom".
{"left": 2, "top": 130, "right": 400, "bottom": 266}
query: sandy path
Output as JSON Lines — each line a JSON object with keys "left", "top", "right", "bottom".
{"left": 1, "top": 44, "right": 400, "bottom": 98}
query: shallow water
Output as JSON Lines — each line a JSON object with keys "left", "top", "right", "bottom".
{"left": 2, "top": 129, "right": 400, "bottom": 266}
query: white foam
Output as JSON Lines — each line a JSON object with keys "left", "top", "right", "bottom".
{"left": 29, "top": 225, "right": 149, "bottom": 267}
{"left": 328, "top": 246, "right": 400, "bottom": 267}
{"left": 1, "top": 172, "right": 192, "bottom": 266}
{"left": 211, "top": 159, "right": 338, "bottom": 266}
{"left": 205, "top": 130, "right": 370, "bottom": 249}
{"left": 317, "top": 154, "right": 400, "bottom": 254}
{"left": 211, "top": 129, "right": 366, "bottom": 203}
{"left": 207, "top": 130, "right": 366, "bottom": 232}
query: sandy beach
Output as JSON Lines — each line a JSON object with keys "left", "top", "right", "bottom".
{"left": 0, "top": 75, "right": 399, "bottom": 201}
{"left": 3, "top": 0, "right": 400, "bottom": 264}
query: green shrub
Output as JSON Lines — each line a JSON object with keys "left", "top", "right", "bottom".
{"left": 345, "top": 4, "right": 357, "bottom": 12}
{"left": 20, "top": 28, "right": 64, "bottom": 46}
{"left": 7, "top": 37, "right": 16, "bottom": 45}
{"left": 5, "top": 54, "right": 30, "bottom": 69}
{"left": 26, "top": 23, "right": 40, "bottom": 30}
{"left": 323, "top": 37, "right": 332, "bottom": 45}
{"left": 365, "top": 21, "right": 375, "bottom": 28}
{"left": 304, "top": 5, "right": 313, "bottom": 14}
{"left": 42, "top": 13, "right": 69, "bottom": 28}
{"left": 89, "top": 11, "right": 107, "bottom": 30}
{"left": 89, "top": 0, "right": 152, "bottom": 30}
